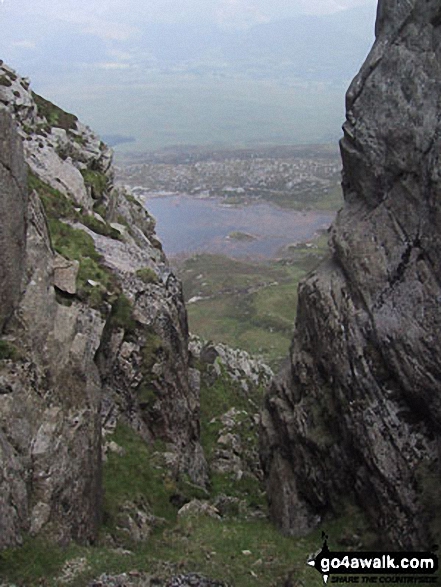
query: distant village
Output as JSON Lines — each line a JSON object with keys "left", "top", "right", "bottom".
{"left": 115, "top": 144, "right": 342, "bottom": 209}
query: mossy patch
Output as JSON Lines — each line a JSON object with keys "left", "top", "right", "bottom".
{"left": 29, "top": 171, "right": 119, "bottom": 309}
{"left": 81, "top": 214, "right": 122, "bottom": 240}
{"left": 108, "top": 294, "right": 136, "bottom": 333}
{"left": 0, "top": 339, "right": 18, "bottom": 360}
{"left": 141, "top": 328, "right": 164, "bottom": 375}
{"left": 69, "top": 132, "right": 86, "bottom": 146}
{"left": 124, "top": 191, "right": 143, "bottom": 209}
{"left": 28, "top": 171, "right": 77, "bottom": 220}
{"left": 102, "top": 424, "right": 178, "bottom": 528}
{"left": 0, "top": 537, "right": 82, "bottom": 586}
{"left": 32, "top": 91, "right": 78, "bottom": 131}
{"left": 0, "top": 75, "right": 12, "bottom": 87}
{"left": 93, "top": 202, "right": 107, "bottom": 219}
{"left": 47, "top": 218, "right": 116, "bottom": 309}
{"left": 136, "top": 267, "right": 158, "bottom": 284}
{"left": 80, "top": 169, "right": 108, "bottom": 199}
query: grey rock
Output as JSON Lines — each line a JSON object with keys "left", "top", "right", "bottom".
{"left": 261, "top": 0, "right": 441, "bottom": 549}
{"left": 0, "top": 188, "right": 104, "bottom": 548}
{"left": 26, "top": 144, "right": 92, "bottom": 208}
{"left": 166, "top": 574, "right": 228, "bottom": 587}
{"left": 93, "top": 201, "right": 208, "bottom": 485}
{"left": 52, "top": 253, "right": 79, "bottom": 295}
{"left": 189, "top": 335, "right": 273, "bottom": 391}
{"left": 177, "top": 499, "right": 221, "bottom": 519}
{"left": 0, "top": 108, "right": 27, "bottom": 331}
{"left": 115, "top": 500, "right": 164, "bottom": 543}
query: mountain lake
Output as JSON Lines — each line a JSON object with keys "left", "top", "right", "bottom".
{"left": 143, "top": 193, "right": 336, "bottom": 260}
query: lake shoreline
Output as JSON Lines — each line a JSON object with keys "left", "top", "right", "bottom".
{"left": 143, "top": 192, "right": 335, "bottom": 261}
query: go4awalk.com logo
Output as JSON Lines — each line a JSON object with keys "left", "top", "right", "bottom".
{"left": 307, "top": 534, "right": 439, "bottom": 585}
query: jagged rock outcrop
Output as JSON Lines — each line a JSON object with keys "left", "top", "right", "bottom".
{"left": 260, "top": 0, "right": 441, "bottom": 549}
{"left": 0, "top": 63, "right": 206, "bottom": 548}
{"left": 0, "top": 109, "right": 103, "bottom": 548}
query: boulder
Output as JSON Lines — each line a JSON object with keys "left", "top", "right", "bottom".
{"left": 53, "top": 254, "right": 79, "bottom": 295}
{"left": 177, "top": 499, "right": 221, "bottom": 520}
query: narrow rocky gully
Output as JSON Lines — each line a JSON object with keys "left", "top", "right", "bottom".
{"left": 0, "top": 1, "right": 440, "bottom": 586}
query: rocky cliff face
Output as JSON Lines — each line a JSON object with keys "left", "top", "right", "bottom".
{"left": 260, "top": 0, "right": 441, "bottom": 549}
{"left": 0, "top": 62, "right": 206, "bottom": 549}
{"left": 0, "top": 108, "right": 27, "bottom": 331}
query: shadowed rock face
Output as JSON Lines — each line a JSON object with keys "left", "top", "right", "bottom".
{"left": 260, "top": 0, "right": 441, "bottom": 549}
{"left": 0, "top": 108, "right": 27, "bottom": 331}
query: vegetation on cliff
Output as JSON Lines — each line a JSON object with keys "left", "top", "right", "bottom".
{"left": 0, "top": 352, "right": 374, "bottom": 586}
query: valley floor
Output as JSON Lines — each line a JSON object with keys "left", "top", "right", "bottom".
{"left": 179, "top": 233, "right": 330, "bottom": 368}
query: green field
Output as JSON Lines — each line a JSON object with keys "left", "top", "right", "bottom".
{"left": 178, "top": 233, "right": 330, "bottom": 368}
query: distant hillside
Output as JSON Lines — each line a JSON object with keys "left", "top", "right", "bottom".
{"left": 0, "top": 4, "right": 377, "bottom": 151}
{"left": 2, "top": 6, "right": 375, "bottom": 83}
{"left": 221, "top": 6, "right": 376, "bottom": 80}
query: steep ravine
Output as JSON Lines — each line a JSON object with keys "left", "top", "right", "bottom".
{"left": 1, "top": 63, "right": 304, "bottom": 587}
{"left": 260, "top": 0, "right": 441, "bottom": 549}
{"left": 2, "top": 0, "right": 441, "bottom": 576}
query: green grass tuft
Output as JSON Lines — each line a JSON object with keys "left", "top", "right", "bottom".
{"left": 124, "top": 191, "right": 143, "bottom": 209}
{"left": 102, "top": 424, "right": 177, "bottom": 527}
{"left": 136, "top": 267, "right": 158, "bottom": 284}
{"left": 109, "top": 294, "right": 136, "bottom": 332}
{"left": 80, "top": 169, "right": 108, "bottom": 200}
{"left": 28, "top": 171, "right": 78, "bottom": 220}
{"left": 141, "top": 328, "right": 164, "bottom": 375}
{"left": 0, "top": 538, "right": 81, "bottom": 585}
{"left": 32, "top": 91, "right": 78, "bottom": 131}
{"left": 47, "top": 218, "right": 116, "bottom": 308}
{"left": 28, "top": 170, "right": 118, "bottom": 308}
{"left": 0, "top": 75, "right": 12, "bottom": 87}
{"left": 81, "top": 213, "right": 122, "bottom": 240}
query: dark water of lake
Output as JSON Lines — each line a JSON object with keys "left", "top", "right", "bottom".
{"left": 143, "top": 193, "right": 335, "bottom": 260}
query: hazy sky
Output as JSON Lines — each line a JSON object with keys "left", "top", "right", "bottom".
{"left": 1, "top": 0, "right": 377, "bottom": 40}
{"left": 0, "top": 0, "right": 378, "bottom": 150}
{"left": 0, "top": 0, "right": 377, "bottom": 74}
